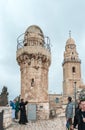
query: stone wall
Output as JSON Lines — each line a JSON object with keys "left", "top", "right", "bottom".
{"left": 0, "top": 107, "right": 12, "bottom": 128}
{"left": 37, "top": 103, "right": 49, "bottom": 119}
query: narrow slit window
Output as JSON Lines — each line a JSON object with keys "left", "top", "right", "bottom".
{"left": 72, "top": 67, "right": 76, "bottom": 73}
{"left": 31, "top": 78, "right": 34, "bottom": 87}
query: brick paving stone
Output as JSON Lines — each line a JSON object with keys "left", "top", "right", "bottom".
{"left": 6, "top": 117, "right": 66, "bottom": 130}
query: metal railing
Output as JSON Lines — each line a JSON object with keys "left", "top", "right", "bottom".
{"left": 62, "top": 58, "right": 81, "bottom": 65}
{"left": 17, "top": 33, "right": 51, "bottom": 52}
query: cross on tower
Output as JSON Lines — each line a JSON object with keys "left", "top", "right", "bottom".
{"left": 69, "top": 30, "right": 71, "bottom": 38}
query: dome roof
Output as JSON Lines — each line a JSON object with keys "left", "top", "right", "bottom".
{"left": 25, "top": 25, "right": 44, "bottom": 37}
{"left": 66, "top": 38, "right": 75, "bottom": 45}
{"left": 24, "top": 25, "right": 44, "bottom": 46}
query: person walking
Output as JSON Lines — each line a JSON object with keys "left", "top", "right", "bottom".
{"left": 15, "top": 98, "right": 20, "bottom": 120}
{"left": 65, "top": 97, "right": 73, "bottom": 130}
{"left": 71, "top": 99, "right": 85, "bottom": 130}
{"left": 19, "top": 98, "right": 28, "bottom": 125}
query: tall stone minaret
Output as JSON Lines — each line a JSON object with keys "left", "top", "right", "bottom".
{"left": 16, "top": 25, "right": 51, "bottom": 119}
{"left": 62, "top": 32, "right": 82, "bottom": 96}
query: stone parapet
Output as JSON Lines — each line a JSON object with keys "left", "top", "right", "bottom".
{"left": 37, "top": 103, "right": 49, "bottom": 120}
{"left": 16, "top": 46, "right": 51, "bottom": 65}
{"left": 0, "top": 107, "right": 12, "bottom": 128}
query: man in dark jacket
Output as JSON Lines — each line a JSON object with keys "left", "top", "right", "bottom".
{"left": 71, "top": 99, "right": 85, "bottom": 130}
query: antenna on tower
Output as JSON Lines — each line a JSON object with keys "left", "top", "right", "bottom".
{"left": 69, "top": 30, "right": 71, "bottom": 38}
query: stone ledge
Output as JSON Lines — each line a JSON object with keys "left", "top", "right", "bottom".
{"left": 0, "top": 107, "right": 12, "bottom": 128}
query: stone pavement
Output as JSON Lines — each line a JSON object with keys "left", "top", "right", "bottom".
{"left": 6, "top": 117, "right": 66, "bottom": 130}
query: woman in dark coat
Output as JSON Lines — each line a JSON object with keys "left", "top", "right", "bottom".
{"left": 19, "top": 99, "right": 28, "bottom": 124}
{"left": 71, "top": 99, "right": 85, "bottom": 130}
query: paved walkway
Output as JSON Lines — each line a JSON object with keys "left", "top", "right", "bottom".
{"left": 6, "top": 117, "right": 66, "bottom": 130}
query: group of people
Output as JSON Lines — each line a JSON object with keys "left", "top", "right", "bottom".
{"left": 10, "top": 98, "right": 28, "bottom": 125}
{"left": 10, "top": 96, "right": 85, "bottom": 129}
{"left": 65, "top": 96, "right": 85, "bottom": 130}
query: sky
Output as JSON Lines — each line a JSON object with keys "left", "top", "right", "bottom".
{"left": 0, "top": 0, "right": 85, "bottom": 100}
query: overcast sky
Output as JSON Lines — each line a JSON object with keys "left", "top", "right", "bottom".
{"left": 0, "top": 0, "right": 85, "bottom": 100}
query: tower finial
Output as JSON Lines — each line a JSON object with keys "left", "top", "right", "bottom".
{"left": 69, "top": 30, "right": 71, "bottom": 38}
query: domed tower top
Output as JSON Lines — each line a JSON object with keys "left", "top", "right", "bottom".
{"left": 25, "top": 25, "right": 44, "bottom": 36}
{"left": 65, "top": 31, "right": 76, "bottom": 52}
{"left": 62, "top": 31, "right": 81, "bottom": 66}
{"left": 66, "top": 30, "right": 76, "bottom": 49}
{"left": 66, "top": 37, "right": 75, "bottom": 45}
{"left": 24, "top": 25, "right": 44, "bottom": 46}
{"left": 17, "top": 25, "right": 51, "bottom": 65}
{"left": 65, "top": 37, "right": 76, "bottom": 51}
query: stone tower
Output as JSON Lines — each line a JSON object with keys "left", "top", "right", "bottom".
{"left": 16, "top": 25, "right": 51, "bottom": 119}
{"left": 62, "top": 33, "right": 82, "bottom": 96}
